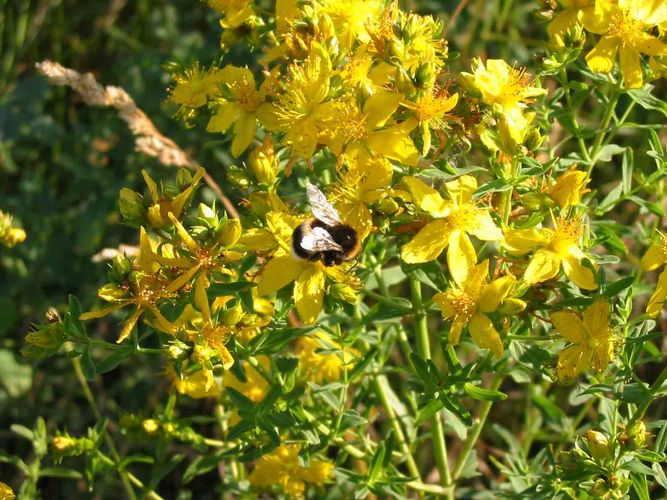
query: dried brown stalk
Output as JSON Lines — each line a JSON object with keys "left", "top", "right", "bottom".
{"left": 34, "top": 60, "right": 239, "bottom": 218}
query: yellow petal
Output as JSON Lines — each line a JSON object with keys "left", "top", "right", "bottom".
{"left": 647, "top": 268, "right": 667, "bottom": 317}
{"left": 561, "top": 250, "right": 597, "bottom": 290}
{"left": 168, "top": 213, "right": 199, "bottom": 251}
{"left": 641, "top": 243, "right": 665, "bottom": 271}
{"left": 557, "top": 345, "right": 588, "bottom": 381}
{"left": 117, "top": 307, "right": 144, "bottom": 343}
{"left": 523, "top": 249, "right": 561, "bottom": 285}
{"left": 470, "top": 313, "right": 504, "bottom": 357}
{"left": 401, "top": 219, "right": 450, "bottom": 264}
{"left": 551, "top": 311, "right": 586, "bottom": 344}
{"left": 148, "top": 306, "right": 177, "bottom": 336}
{"left": 363, "top": 91, "right": 403, "bottom": 129}
{"left": 449, "top": 316, "right": 466, "bottom": 345}
{"left": 257, "top": 255, "right": 304, "bottom": 295}
{"left": 478, "top": 274, "right": 516, "bottom": 313}
{"left": 206, "top": 102, "right": 239, "bottom": 132}
{"left": 231, "top": 112, "right": 256, "bottom": 157}
{"left": 166, "top": 264, "right": 201, "bottom": 294}
{"left": 447, "top": 230, "right": 477, "bottom": 287}
{"left": 468, "top": 208, "right": 502, "bottom": 241}
{"left": 445, "top": 175, "right": 477, "bottom": 205}
{"left": 634, "top": 32, "right": 667, "bottom": 57}
{"left": 141, "top": 170, "right": 159, "bottom": 202}
{"left": 366, "top": 127, "right": 419, "bottom": 167}
{"left": 194, "top": 275, "right": 211, "bottom": 324}
{"left": 504, "top": 228, "right": 552, "bottom": 254}
{"left": 590, "top": 340, "right": 613, "bottom": 373}
{"left": 294, "top": 265, "right": 325, "bottom": 324}
{"left": 583, "top": 300, "right": 610, "bottom": 339}
{"left": 619, "top": 47, "right": 643, "bottom": 89}
{"left": 79, "top": 303, "right": 126, "bottom": 320}
{"left": 403, "top": 176, "right": 449, "bottom": 216}
{"left": 586, "top": 36, "right": 618, "bottom": 73}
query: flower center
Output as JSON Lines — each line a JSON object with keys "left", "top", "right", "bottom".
{"left": 608, "top": 10, "right": 646, "bottom": 47}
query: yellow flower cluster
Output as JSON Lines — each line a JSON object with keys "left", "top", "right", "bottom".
{"left": 549, "top": 0, "right": 667, "bottom": 87}
{"left": 0, "top": 210, "right": 26, "bottom": 248}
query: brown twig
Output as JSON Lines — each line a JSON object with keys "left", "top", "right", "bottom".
{"left": 445, "top": 0, "right": 470, "bottom": 35}
{"left": 34, "top": 60, "right": 239, "bottom": 218}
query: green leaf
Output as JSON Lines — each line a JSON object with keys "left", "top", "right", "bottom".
{"left": 463, "top": 382, "right": 507, "bottom": 401}
{"left": 594, "top": 144, "right": 625, "bottom": 163}
{"left": 652, "top": 462, "right": 667, "bottom": 489}
{"left": 149, "top": 454, "right": 185, "bottom": 490}
{"left": 368, "top": 443, "right": 386, "bottom": 483}
{"left": 80, "top": 348, "right": 96, "bottom": 381}
{"left": 39, "top": 467, "right": 83, "bottom": 479}
{"left": 249, "top": 326, "right": 312, "bottom": 355}
{"left": 183, "top": 451, "right": 227, "bottom": 483}
{"left": 206, "top": 281, "right": 256, "bottom": 297}
{"left": 10, "top": 424, "right": 34, "bottom": 442}
{"left": 347, "top": 347, "right": 376, "bottom": 382}
{"left": 619, "top": 383, "right": 650, "bottom": 404}
{"left": 603, "top": 276, "right": 634, "bottom": 299}
{"left": 64, "top": 295, "right": 85, "bottom": 337}
{"left": 630, "top": 472, "right": 650, "bottom": 500}
{"left": 416, "top": 398, "right": 445, "bottom": 426}
{"left": 621, "top": 147, "right": 633, "bottom": 194}
{"left": 532, "top": 394, "right": 566, "bottom": 424}
{"left": 628, "top": 88, "right": 667, "bottom": 118}
{"left": 95, "top": 348, "right": 133, "bottom": 374}
{"left": 226, "top": 387, "right": 255, "bottom": 412}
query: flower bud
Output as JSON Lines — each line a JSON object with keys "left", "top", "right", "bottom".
{"left": 620, "top": 420, "right": 647, "bottom": 450}
{"left": 24, "top": 322, "right": 65, "bottom": 349}
{"left": 176, "top": 168, "right": 193, "bottom": 189}
{"left": 376, "top": 197, "right": 399, "bottom": 215}
{"left": 109, "top": 253, "right": 132, "bottom": 282}
{"left": 119, "top": 188, "right": 145, "bottom": 225}
{"left": 197, "top": 203, "right": 217, "bottom": 223}
{"left": 329, "top": 283, "right": 358, "bottom": 303}
{"left": 222, "top": 303, "right": 244, "bottom": 326}
{"left": 498, "top": 298, "right": 527, "bottom": 315}
{"left": 0, "top": 481, "right": 15, "bottom": 500}
{"left": 226, "top": 167, "right": 250, "bottom": 189}
{"left": 248, "top": 138, "right": 278, "bottom": 184}
{"left": 394, "top": 66, "right": 415, "bottom": 95}
{"left": 52, "top": 436, "right": 76, "bottom": 452}
{"left": 142, "top": 419, "right": 160, "bottom": 434}
{"left": 217, "top": 218, "right": 242, "bottom": 247}
{"left": 585, "top": 430, "right": 612, "bottom": 461}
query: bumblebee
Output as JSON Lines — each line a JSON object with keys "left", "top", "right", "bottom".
{"left": 291, "top": 183, "right": 361, "bottom": 267}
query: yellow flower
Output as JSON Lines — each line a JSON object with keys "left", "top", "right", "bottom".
{"left": 171, "top": 367, "right": 220, "bottom": 399}
{"left": 433, "top": 260, "right": 515, "bottom": 357}
{"left": 548, "top": 0, "right": 595, "bottom": 44}
{"left": 323, "top": 92, "right": 419, "bottom": 166}
{"left": 249, "top": 444, "right": 334, "bottom": 497}
{"left": 258, "top": 42, "right": 334, "bottom": 160}
{"left": 207, "top": 65, "right": 267, "bottom": 157}
{"left": 208, "top": 0, "right": 254, "bottom": 29}
{"left": 0, "top": 211, "right": 26, "bottom": 248}
{"left": 582, "top": 0, "right": 667, "bottom": 88}
{"left": 317, "top": 0, "right": 384, "bottom": 50}
{"left": 169, "top": 63, "right": 224, "bottom": 109}
{"left": 296, "top": 332, "right": 357, "bottom": 384}
{"left": 402, "top": 85, "right": 459, "bottom": 156}
{"left": 329, "top": 155, "right": 393, "bottom": 240}
{"left": 255, "top": 212, "right": 358, "bottom": 324}
{"left": 641, "top": 232, "right": 667, "bottom": 317}
{"left": 547, "top": 167, "right": 590, "bottom": 208}
{"left": 394, "top": 11, "right": 449, "bottom": 73}
{"left": 0, "top": 482, "right": 14, "bottom": 500}
{"left": 401, "top": 175, "right": 502, "bottom": 284}
{"left": 504, "top": 216, "right": 597, "bottom": 290}
{"left": 551, "top": 299, "right": 615, "bottom": 381}
{"left": 462, "top": 58, "right": 546, "bottom": 143}
{"left": 248, "top": 137, "right": 279, "bottom": 185}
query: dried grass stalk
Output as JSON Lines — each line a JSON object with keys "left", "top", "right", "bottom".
{"left": 35, "top": 60, "right": 239, "bottom": 218}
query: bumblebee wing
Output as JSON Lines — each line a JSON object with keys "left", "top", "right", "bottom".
{"left": 307, "top": 183, "right": 342, "bottom": 226}
{"left": 300, "top": 226, "right": 344, "bottom": 252}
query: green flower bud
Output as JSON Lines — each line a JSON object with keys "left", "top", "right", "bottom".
{"left": 118, "top": 188, "right": 145, "bottom": 225}
{"left": 222, "top": 303, "right": 244, "bottom": 326}
{"left": 585, "top": 430, "right": 612, "bottom": 461}
{"left": 394, "top": 66, "right": 415, "bottom": 95}
{"left": 498, "top": 298, "right": 527, "bottom": 315}
{"left": 329, "top": 283, "right": 357, "bottom": 304}
{"left": 217, "top": 219, "right": 242, "bottom": 247}
{"left": 226, "top": 167, "right": 250, "bottom": 189}
{"left": 176, "top": 168, "right": 193, "bottom": 189}
{"left": 109, "top": 254, "right": 132, "bottom": 282}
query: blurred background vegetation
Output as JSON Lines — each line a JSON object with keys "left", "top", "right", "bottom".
{"left": 4, "top": 0, "right": 665, "bottom": 497}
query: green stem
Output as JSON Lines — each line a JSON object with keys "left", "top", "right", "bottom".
{"left": 587, "top": 84, "right": 621, "bottom": 174}
{"left": 215, "top": 404, "right": 241, "bottom": 480}
{"left": 96, "top": 451, "right": 166, "bottom": 500}
{"left": 71, "top": 356, "right": 136, "bottom": 500}
{"left": 410, "top": 277, "right": 453, "bottom": 498}
{"left": 558, "top": 68, "right": 592, "bottom": 164}
{"left": 373, "top": 375, "right": 422, "bottom": 481}
{"left": 451, "top": 372, "right": 504, "bottom": 481}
